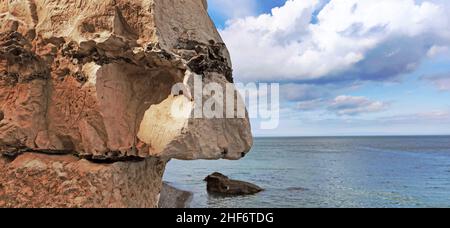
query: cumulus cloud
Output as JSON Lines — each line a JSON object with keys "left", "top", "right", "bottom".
{"left": 423, "top": 73, "right": 450, "bottom": 91}
{"left": 292, "top": 95, "right": 388, "bottom": 115}
{"left": 328, "top": 95, "right": 388, "bottom": 116}
{"left": 220, "top": 0, "right": 450, "bottom": 82}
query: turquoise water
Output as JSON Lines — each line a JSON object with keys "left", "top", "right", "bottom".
{"left": 163, "top": 136, "right": 450, "bottom": 208}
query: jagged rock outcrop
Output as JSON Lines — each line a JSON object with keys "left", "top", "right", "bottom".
{"left": 0, "top": 0, "right": 253, "bottom": 208}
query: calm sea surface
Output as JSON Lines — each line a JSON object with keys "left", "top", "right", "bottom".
{"left": 163, "top": 136, "right": 450, "bottom": 208}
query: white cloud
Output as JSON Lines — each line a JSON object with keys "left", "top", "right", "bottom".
{"left": 328, "top": 95, "right": 388, "bottom": 115}
{"left": 291, "top": 94, "right": 389, "bottom": 115}
{"left": 423, "top": 73, "right": 450, "bottom": 91}
{"left": 427, "top": 45, "right": 449, "bottom": 57}
{"left": 220, "top": 0, "right": 450, "bottom": 82}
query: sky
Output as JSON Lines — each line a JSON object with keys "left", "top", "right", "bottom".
{"left": 207, "top": 0, "right": 450, "bottom": 137}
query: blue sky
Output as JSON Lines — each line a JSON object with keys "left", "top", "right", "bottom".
{"left": 207, "top": 0, "right": 450, "bottom": 136}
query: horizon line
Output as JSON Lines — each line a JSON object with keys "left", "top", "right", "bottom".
{"left": 253, "top": 134, "right": 450, "bottom": 138}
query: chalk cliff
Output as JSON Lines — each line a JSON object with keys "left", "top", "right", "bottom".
{"left": 0, "top": 0, "right": 252, "bottom": 208}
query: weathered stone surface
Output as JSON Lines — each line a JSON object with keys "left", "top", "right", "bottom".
{"left": 0, "top": 0, "right": 253, "bottom": 208}
{"left": 159, "top": 182, "right": 193, "bottom": 208}
{"left": 0, "top": 153, "right": 166, "bottom": 208}
{"left": 205, "top": 172, "right": 264, "bottom": 196}
{"left": 0, "top": 0, "right": 253, "bottom": 161}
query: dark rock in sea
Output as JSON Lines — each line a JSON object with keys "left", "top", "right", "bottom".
{"left": 204, "top": 172, "right": 264, "bottom": 196}
{"left": 286, "top": 187, "right": 309, "bottom": 192}
{"left": 159, "top": 182, "right": 193, "bottom": 208}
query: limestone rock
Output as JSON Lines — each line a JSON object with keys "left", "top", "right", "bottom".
{"left": 0, "top": 0, "right": 253, "bottom": 208}
{"left": 0, "top": 153, "right": 166, "bottom": 208}
{"left": 159, "top": 182, "right": 193, "bottom": 208}
{"left": 205, "top": 172, "right": 264, "bottom": 196}
{"left": 0, "top": 0, "right": 253, "bottom": 161}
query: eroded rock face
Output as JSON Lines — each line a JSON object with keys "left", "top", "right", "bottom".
{"left": 0, "top": 153, "right": 166, "bottom": 208}
{"left": 0, "top": 0, "right": 253, "bottom": 207}
{"left": 0, "top": 0, "right": 252, "bottom": 161}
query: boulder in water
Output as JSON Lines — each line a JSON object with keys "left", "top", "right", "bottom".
{"left": 204, "top": 172, "right": 263, "bottom": 196}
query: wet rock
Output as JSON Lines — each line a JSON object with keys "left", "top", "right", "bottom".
{"left": 205, "top": 172, "right": 264, "bottom": 196}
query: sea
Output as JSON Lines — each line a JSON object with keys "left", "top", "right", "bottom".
{"left": 163, "top": 136, "right": 450, "bottom": 208}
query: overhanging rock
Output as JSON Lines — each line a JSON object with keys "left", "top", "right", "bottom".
{"left": 0, "top": 0, "right": 253, "bottom": 208}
